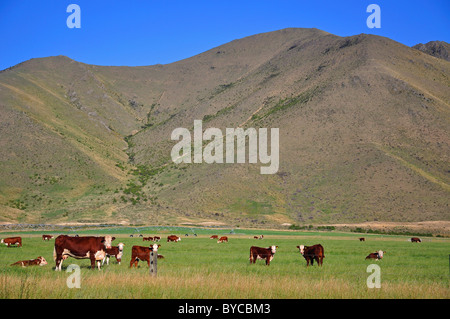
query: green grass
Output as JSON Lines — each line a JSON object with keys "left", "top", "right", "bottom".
{"left": 0, "top": 229, "right": 449, "bottom": 299}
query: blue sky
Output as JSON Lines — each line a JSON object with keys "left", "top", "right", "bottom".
{"left": 0, "top": 1, "right": 449, "bottom": 70}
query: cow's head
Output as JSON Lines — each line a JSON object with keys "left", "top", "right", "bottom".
{"left": 150, "top": 244, "right": 161, "bottom": 252}
{"left": 102, "top": 236, "right": 115, "bottom": 249}
{"left": 37, "top": 256, "right": 48, "bottom": 266}
{"left": 297, "top": 245, "right": 305, "bottom": 255}
{"left": 118, "top": 243, "right": 125, "bottom": 251}
{"left": 270, "top": 245, "right": 278, "bottom": 254}
{"left": 377, "top": 250, "right": 385, "bottom": 259}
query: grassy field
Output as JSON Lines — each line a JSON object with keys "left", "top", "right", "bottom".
{"left": 0, "top": 228, "right": 449, "bottom": 299}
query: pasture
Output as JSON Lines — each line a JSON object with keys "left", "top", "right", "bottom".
{"left": 0, "top": 228, "right": 449, "bottom": 299}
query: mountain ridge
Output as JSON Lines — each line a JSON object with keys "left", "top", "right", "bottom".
{"left": 0, "top": 28, "right": 448, "bottom": 228}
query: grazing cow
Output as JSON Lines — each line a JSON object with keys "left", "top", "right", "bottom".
{"left": 11, "top": 256, "right": 47, "bottom": 267}
{"left": 365, "top": 250, "right": 385, "bottom": 260}
{"left": 297, "top": 244, "right": 325, "bottom": 267}
{"left": 129, "top": 244, "right": 161, "bottom": 268}
{"left": 102, "top": 243, "right": 125, "bottom": 265}
{"left": 42, "top": 235, "right": 54, "bottom": 241}
{"left": 1, "top": 237, "right": 22, "bottom": 247}
{"left": 217, "top": 236, "right": 228, "bottom": 243}
{"left": 249, "top": 246, "right": 278, "bottom": 266}
{"left": 167, "top": 235, "right": 181, "bottom": 242}
{"left": 53, "top": 235, "right": 115, "bottom": 271}
{"left": 411, "top": 237, "right": 422, "bottom": 243}
{"left": 153, "top": 236, "right": 161, "bottom": 242}
{"left": 210, "top": 235, "right": 219, "bottom": 239}
{"left": 143, "top": 237, "right": 153, "bottom": 241}
{"left": 359, "top": 237, "right": 365, "bottom": 242}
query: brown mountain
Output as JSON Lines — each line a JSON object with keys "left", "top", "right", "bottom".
{"left": 412, "top": 41, "right": 450, "bottom": 61}
{"left": 0, "top": 28, "right": 448, "bottom": 227}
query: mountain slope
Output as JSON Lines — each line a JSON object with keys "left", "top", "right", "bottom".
{"left": 412, "top": 41, "right": 450, "bottom": 61}
{"left": 0, "top": 28, "right": 448, "bottom": 227}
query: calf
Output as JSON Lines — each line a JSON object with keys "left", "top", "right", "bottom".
{"left": 365, "top": 250, "right": 385, "bottom": 260}
{"left": 42, "top": 235, "right": 54, "bottom": 241}
{"left": 217, "top": 236, "right": 228, "bottom": 243}
{"left": 249, "top": 245, "right": 278, "bottom": 266}
{"left": 1, "top": 237, "right": 22, "bottom": 247}
{"left": 153, "top": 236, "right": 161, "bottom": 242}
{"left": 130, "top": 244, "right": 161, "bottom": 268}
{"left": 167, "top": 235, "right": 181, "bottom": 242}
{"left": 210, "top": 235, "right": 219, "bottom": 239}
{"left": 102, "top": 243, "right": 125, "bottom": 265}
{"left": 11, "top": 256, "right": 47, "bottom": 267}
{"left": 297, "top": 244, "right": 325, "bottom": 267}
{"left": 143, "top": 237, "right": 153, "bottom": 241}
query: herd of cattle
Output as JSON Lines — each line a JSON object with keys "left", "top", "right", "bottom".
{"left": 0, "top": 234, "right": 424, "bottom": 270}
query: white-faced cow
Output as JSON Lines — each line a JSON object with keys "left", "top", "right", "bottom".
{"left": 102, "top": 243, "right": 125, "bottom": 265}
{"left": 1, "top": 237, "right": 22, "bottom": 247}
{"left": 365, "top": 250, "right": 385, "bottom": 260}
{"left": 249, "top": 245, "right": 278, "bottom": 266}
{"left": 129, "top": 244, "right": 161, "bottom": 268}
{"left": 167, "top": 235, "right": 181, "bottom": 242}
{"left": 53, "top": 235, "right": 115, "bottom": 271}
{"left": 297, "top": 244, "right": 325, "bottom": 267}
{"left": 411, "top": 237, "right": 422, "bottom": 243}
{"left": 11, "top": 256, "right": 48, "bottom": 267}
{"left": 42, "top": 235, "right": 54, "bottom": 241}
{"left": 217, "top": 236, "right": 228, "bottom": 243}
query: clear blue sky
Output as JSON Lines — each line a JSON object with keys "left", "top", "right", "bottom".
{"left": 0, "top": 0, "right": 449, "bottom": 71}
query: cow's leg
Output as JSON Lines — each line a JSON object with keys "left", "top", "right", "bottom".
{"left": 55, "top": 256, "right": 63, "bottom": 271}
{"left": 90, "top": 256, "right": 96, "bottom": 270}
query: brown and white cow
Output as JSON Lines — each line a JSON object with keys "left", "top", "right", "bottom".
{"left": 411, "top": 237, "right": 422, "bottom": 243}
{"left": 129, "top": 244, "right": 161, "bottom": 268}
{"left": 102, "top": 243, "right": 125, "bottom": 265}
{"left": 1, "top": 237, "right": 22, "bottom": 247}
{"left": 249, "top": 245, "right": 278, "bottom": 266}
{"left": 42, "top": 235, "right": 54, "bottom": 241}
{"left": 11, "top": 256, "right": 48, "bottom": 267}
{"left": 53, "top": 235, "right": 115, "bottom": 271}
{"left": 365, "top": 250, "right": 385, "bottom": 260}
{"left": 297, "top": 244, "right": 325, "bottom": 267}
{"left": 167, "top": 235, "right": 181, "bottom": 242}
{"left": 217, "top": 236, "right": 228, "bottom": 243}
{"left": 210, "top": 235, "right": 219, "bottom": 239}
{"left": 143, "top": 237, "right": 153, "bottom": 241}
{"left": 153, "top": 236, "right": 161, "bottom": 242}
{"left": 359, "top": 237, "right": 365, "bottom": 242}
